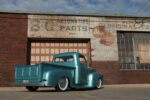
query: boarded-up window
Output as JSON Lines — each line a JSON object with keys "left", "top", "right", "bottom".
{"left": 138, "top": 44, "right": 150, "bottom": 63}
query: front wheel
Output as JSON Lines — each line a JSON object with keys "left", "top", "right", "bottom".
{"left": 26, "top": 86, "right": 39, "bottom": 91}
{"left": 56, "top": 77, "right": 69, "bottom": 91}
{"left": 96, "top": 78, "right": 102, "bottom": 89}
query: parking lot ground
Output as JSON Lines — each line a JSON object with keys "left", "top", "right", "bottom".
{"left": 0, "top": 84, "right": 150, "bottom": 100}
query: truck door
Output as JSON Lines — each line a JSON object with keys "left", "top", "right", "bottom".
{"left": 79, "top": 56, "right": 88, "bottom": 84}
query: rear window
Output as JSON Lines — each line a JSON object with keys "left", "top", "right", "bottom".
{"left": 54, "top": 56, "right": 74, "bottom": 63}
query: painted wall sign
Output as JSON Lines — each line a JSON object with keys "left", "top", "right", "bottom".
{"left": 28, "top": 15, "right": 150, "bottom": 61}
{"left": 28, "top": 15, "right": 90, "bottom": 38}
{"left": 92, "top": 26, "right": 114, "bottom": 46}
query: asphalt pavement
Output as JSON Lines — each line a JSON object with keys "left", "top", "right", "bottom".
{"left": 0, "top": 84, "right": 150, "bottom": 100}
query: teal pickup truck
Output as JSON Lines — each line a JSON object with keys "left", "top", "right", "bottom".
{"left": 14, "top": 52, "right": 103, "bottom": 91}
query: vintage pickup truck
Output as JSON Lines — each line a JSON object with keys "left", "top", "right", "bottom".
{"left": 14, "top": 52, "right": 103, "bottom": 91}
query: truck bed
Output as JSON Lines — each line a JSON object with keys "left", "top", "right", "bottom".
{"left": 14, "top": 62, "right": 75, "bottom": 86}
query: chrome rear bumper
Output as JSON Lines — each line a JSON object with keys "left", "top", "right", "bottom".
{"left": 14, "top": 83, "right": 45, "bottom": 86}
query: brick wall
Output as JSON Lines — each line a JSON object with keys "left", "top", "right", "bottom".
{"left": 92, "top": 61, "right": 120, "bottom": 84}
{"left": 0, "top": 13, "right": 27, "bottom": 86}
{"left": 1, "top": 13, "right": 150, "bottom": 86}
{"left": 92, "top": 61, "right": 150, "bottom": 84}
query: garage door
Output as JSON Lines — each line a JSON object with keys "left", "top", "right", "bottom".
{"left": 30, "top": 39, "right": 91, "bottom": 65}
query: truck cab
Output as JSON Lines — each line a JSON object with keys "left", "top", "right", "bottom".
{"left": 15, "top": 52, "right": 103, "bottom": 91}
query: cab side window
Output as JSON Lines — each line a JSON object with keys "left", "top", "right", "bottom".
{"left": 79, "top": 56, "right": 86, "bottom": 64}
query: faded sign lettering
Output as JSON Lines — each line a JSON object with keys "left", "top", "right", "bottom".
{"left": 29, "top": 20, "right": 89, "bottom": 32}
{"left": 28, "top": 16, "right": 90, "bottom": 38}
{"left": 30, "top": 19, "right": 40, "bottom": 31}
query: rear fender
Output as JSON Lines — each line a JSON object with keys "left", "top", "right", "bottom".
{"left": 42, "top": 69, "right": 73, "bottom": 87}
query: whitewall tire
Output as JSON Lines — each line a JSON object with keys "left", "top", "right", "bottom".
{"left": 96, "top": 78, "right": 102, "bottom": 89}
{"left": 56, "top": 77, "right": 69, "bottom": 91}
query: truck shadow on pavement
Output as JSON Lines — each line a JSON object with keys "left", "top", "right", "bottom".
{"left": 22, "top": 87, "right": 104, "bottom": 93}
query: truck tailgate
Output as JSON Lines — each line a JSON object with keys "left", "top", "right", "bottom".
{"left": 15, "top": 64, "right": 42, "bottom": 83}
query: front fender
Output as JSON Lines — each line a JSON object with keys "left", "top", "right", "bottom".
{"left": 86, "top": 73, "right": 103, "bottom": 88}
{"left": 42, "top": 69, "right": 73, "bottom": 87}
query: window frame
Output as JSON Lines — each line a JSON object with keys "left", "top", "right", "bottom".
{"left": 117, "top": 31, "right": 150, "bottom": 70}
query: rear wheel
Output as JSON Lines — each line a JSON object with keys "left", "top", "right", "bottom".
{"left": 96, "top": 78, "right": 102, "bottom": 89}
{"left": 26, "top": 86, "right": 39, "bottom": 91}
{"left": 56, "top": 77, "right": 69, "bottom": 91}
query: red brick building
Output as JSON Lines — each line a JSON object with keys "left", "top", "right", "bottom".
{"left": 0, "top": 11, "right": 150, "bottom": 86}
